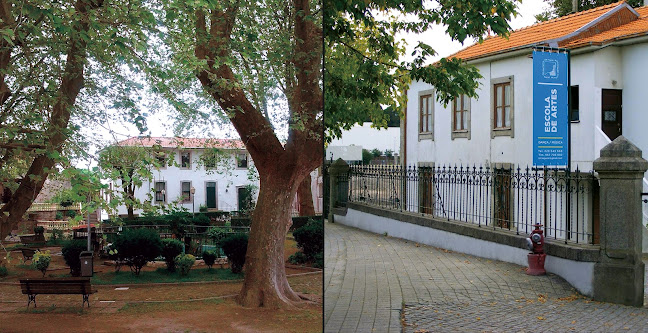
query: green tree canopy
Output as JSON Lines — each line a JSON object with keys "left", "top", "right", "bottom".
{"left": 324, "top": 0, "right": 519, "bottom": 142}
{"left": 535, "top": 0, "right": 642, "bottom": 21}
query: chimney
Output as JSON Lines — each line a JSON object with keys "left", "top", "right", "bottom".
{"left": 572, "top": 0, "right": 578, "bottom": 13}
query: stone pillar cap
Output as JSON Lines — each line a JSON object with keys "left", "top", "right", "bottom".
{"left": 593, "top": 136, "right": 648, "bottom": 172}
{"left": 329, "top": 158, "right": 350, "bottom": 172}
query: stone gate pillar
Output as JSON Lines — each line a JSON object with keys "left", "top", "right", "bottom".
{"left": 328, "top": 158, "right": 349, "bottom": 223}
{"left": 593, "top": 136, "right": 648, "bottom": 306}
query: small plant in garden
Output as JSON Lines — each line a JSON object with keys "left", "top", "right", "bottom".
{"left": 0, "top": 266, "right": 7, "bottom": 278}
{"left": 50, "top": 229, "right": 64, "bottom": 241}
{"left": 32, "top": 250, "right": 52, "bottom": 277}
{"left": 55, "top": 211, "right": 64, "bottom": 220}
{"left": 161, "top": 238, "right": 184, "bottom": 272}
{"left": 62, "top": 239, "right": 87, "bottom": 276}
{"left": 174, "top": 253, "right": 195, "bottom": 276}
{"left": 202, "top": 250, "right": 217, "bottom": 269}
{"left": 67, "top": 210, "right": 77, "bottom": 218}
{"left": 114, "top": 228, "right": 163, "bottom": 276}
{"left": 290, "top": 218, "right": 323, "bottom": 267}
{"left": 33, "top": 226, "right": 45, "bottom": 235}
{"left": 199, "top": 204, "right": 208, "bottom": 213}
{"left": 221, "top": 233, "right": 248, "bottom": 274}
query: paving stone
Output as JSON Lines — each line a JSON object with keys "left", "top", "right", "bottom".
{"left": 325, "top": 221, "right": 648, "bottom": 332}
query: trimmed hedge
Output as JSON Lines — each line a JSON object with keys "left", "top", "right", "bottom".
{"left": 62, "top": 239, "right": 87, "bottom": 276}
{"left": 161, "top": 238, "right": 184, "bottom": 272}
{"left": 114, "top": 228, "right": 162, "bottom": 275}
{"left": 221, "top": 233, "right": 248, "bottom": 274}
{"left": 293, "top": 218, "right": 323, "bottom": 258}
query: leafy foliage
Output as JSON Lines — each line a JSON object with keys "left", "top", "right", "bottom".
{"left": 33, "top": 226, "right": 44, "bottom": 235}
{"left": 114, "top": 228, "right": 162, "bottom": 276}
{"left": 174, "top": 254, "right": 196, "bottom": 276}
{"left": 202, "top": 250, "right": 217, "bottom": 269}
{"left": 324, "top": 0, "right": 518, "bottom": 142}
{"left": 193, "top": 214, "right": 211, "bottom": 233}
{"left": 32, "top": 250, "right": 51, "bottom": 277}
{"left": 292, "top": 218, "right": 324, "bottom": 259}
{"left": 0, "top": 266, "right": 7, "bottom": 278}
{"left": 62, "top": 239, "right": 87, "bottom": 277}
{"left": 535, "top": 0, "right": 642, "bottom": 21}
{"left": 207, "top": 228, "right": 227, "bottom": 246}
{"left": 221, "top": 233, "right": 249, "bottom": 274}
{"left": 161, "top": 238, "right": 184, "bottom": 272}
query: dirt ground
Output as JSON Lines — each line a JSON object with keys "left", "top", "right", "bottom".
{"left": 0, "top": 237, "right": 323, "bottom": 332}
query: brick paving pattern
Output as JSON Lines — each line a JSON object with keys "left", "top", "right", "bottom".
{"left": 324, "top": 221, "right": 648, "bottom": 332}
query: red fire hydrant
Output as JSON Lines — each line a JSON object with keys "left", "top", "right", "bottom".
{"left": 526, "top": 223, "right": 546, "bottom": 276}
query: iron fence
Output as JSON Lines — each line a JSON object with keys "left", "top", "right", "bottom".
{"left": 345, "top": 164, "right": 599, "bottom": 244}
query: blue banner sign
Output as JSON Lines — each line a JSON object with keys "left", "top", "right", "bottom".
{"left": 533, "top": 50, "right": 569, "bottom": 167}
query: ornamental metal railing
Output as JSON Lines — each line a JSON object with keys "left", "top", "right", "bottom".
{"left": 345, "top": 164, "right": 599, "bottom": 244}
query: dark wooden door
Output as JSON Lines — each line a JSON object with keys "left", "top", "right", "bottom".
{"left": 206, "top": 182, "right": 217, "bottom": 209}
{"left": 602, "top": 89, "right": 622, "bottom": 140}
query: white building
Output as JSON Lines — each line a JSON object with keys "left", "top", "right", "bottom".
{"left": 405, "top": 2, "right": 648, "bottom": 177}
{"left": 105, "top": 137, "right": 324, "bottom": 218}
{"left": 403, "top": 2, "right": 648, "bottom": 243}
{"left": 106, "top": 137, "right": 258, "bottom": 217}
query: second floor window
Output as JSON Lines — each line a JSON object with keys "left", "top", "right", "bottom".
{"left": 181, "top": 151, "right": 191, "bottom": 168}
{"left": 494, "top": 82, "right": 511, "bottom": 129}
{"left": 453, "top": 95, "right": 469, "bottom": 131}
{"left": 419, "top": 94, "right": 433, "bottom": 133}
{"left": 237, "top": 153, "right": 248, "bottom": 168}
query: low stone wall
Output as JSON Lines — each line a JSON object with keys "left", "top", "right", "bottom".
{"left": 333, "top": 202, "right": 598, "bottom": 297}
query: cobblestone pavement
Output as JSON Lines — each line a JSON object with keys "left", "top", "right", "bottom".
{"left": 324, "top": 221, "right": 648, "bottom": 332}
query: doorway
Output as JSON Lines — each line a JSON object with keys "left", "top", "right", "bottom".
{"left": 206, "top": 182, "right": 217, "bottom": 209}
{"left": 602, "top": 89, "right": 622, "bottom": 140}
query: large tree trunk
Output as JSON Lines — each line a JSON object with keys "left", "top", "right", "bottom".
{"left": 0, "top": 0, "right": 102, "bottom": 241}
{"left": 237, "top": 170, "right": 304, "bottom": 307}
{"left": 297, "top": 175, "right": 315, "bottom": 216}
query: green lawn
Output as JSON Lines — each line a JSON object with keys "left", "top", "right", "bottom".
{"left": 90, "top": 267, "right": 243, "bottom": 285}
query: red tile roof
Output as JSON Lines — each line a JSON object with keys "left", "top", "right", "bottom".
{"left": 449, "top": 1, "right": 648, "bottom": 61}
{"left": 115, "top": 137, "right": 246, "bottom": 149}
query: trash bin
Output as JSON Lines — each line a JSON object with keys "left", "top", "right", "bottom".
{"left": 79, "top": 251, "right": 93, "bottom": 277}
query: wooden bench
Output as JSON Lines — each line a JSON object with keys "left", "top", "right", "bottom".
{"left": 19, "top": 278, "right": 96, "bottom": 308}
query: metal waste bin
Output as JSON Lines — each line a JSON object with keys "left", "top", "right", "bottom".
{"left": 80, "top": 251, "right": 93, "bottom": 277}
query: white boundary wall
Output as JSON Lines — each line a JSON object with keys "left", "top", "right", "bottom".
{"left": 334, "top": 207, "right": 595, "bottom": 296}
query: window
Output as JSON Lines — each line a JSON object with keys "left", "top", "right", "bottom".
{"left": 237, "top": 153, "right": 248, "bottom": 169}
{"left": 181, "top": 181, "right": 191, "bottom": 202}
{"left": 155, "top": 181, "right": 166, "bottom": 203}
{"left": 451, "top": 94, "right": 470, "bottom": 139}
{"left": 180, "top": 151, "right": 191, "bottom": 169}
{"left": 491, "top": 76, "right": 514, "bottom": 138}
{"left": 570, "top": 85, "right": 579, "bottom": 122}
{"left": 418, "top": 89, "right": 434, "bottom": 140}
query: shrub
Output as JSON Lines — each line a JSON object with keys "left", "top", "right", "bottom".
{"left": 55, "top": 211, "right": 64, "bottom": 220}
{"left": 221, "top": 233, "right": 248, "bottom": 274}
{"left": 50, "top": 229, "right": 64, "bottom": 241}
{"left": 165, "top": 211, "right": 192, "bottom": 239}
{"left": 0, "top": 266, "right": 8, "bottom": 278}
{"left": 202, "top": 250, "right": 217, "bottom": 269}
{"left": 32, "top": 250, "right": 51, "bottom": 277}
{"left": 161, "top": 238, "right": 184, "bottom": 272}
{"left": 114, "top": 228, "right": 162, "bottom": 276}
{"left": 33, "top": 226, "right": 45, "bottom": 235}
{"left": 207, "top": 228, "right": 226, "bottom": 246}
{"left": 62, "top": 239, "right": 87, "bottom": 276}
{"left": 313, "top": 252, "right": 323, "bottom": 269}
{"left": 193, "top": 214, "right": 211, "bottom": 233}
{"left": 67, "top": 210, "right": 77, "bottom": 218}
{"left": 174, "top": 254, "right": 195, "bottom": 276}
{"left": 288, "top": 252, "right": 308, "bottom": 265}
{"left": 293, "top": 218, "right": 323, "bottom": 259}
